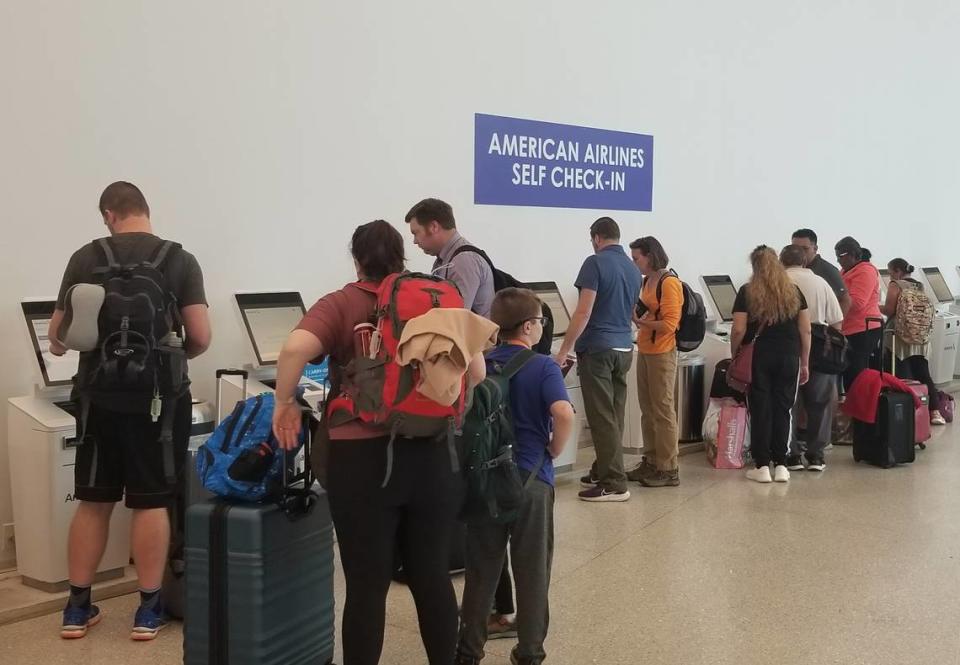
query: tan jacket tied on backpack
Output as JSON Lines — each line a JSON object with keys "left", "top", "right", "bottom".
{"left": 396, "top": 309, "right": 499, "bottom": 405}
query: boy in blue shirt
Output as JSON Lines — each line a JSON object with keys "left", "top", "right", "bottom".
{"left": 456, "top": 288, "right": 575, "bottom": 665}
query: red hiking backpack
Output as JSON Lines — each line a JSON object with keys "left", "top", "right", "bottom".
{"left": 326, "top": 272, "right": 467, "bottom": 438}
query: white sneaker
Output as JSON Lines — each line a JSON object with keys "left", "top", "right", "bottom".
{"left": 746, "top": 466, "right": 772, "bottom": 483}
{"left": 774, "top": 465, "right": 791, "bottom": 483}
{"left": 930, "top": 411, "right": 947, "bottom": 426}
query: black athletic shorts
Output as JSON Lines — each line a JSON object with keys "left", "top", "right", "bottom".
{"left": 74, "top": 393, "right": 192, "bottom": 509}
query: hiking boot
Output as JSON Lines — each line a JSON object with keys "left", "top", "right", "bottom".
{"left": 626, "top": 457, "right": 657, "bottom": 482}
{"left": 578, "top": 486, "right": 630, "bottom": 502}
{"left": 639, "top": 469, "right": 679, "bottom": 487}
{"left": 786, "top": 455, "right": 805, "bottom": 471}
{"left": 131, "top": 603, "right": 168, "bottom": 641}
{"left": 487, "top": 614, "right": 518, "bottom": 640}
{"left": 61, "top": 604, "right": 101, "bottom": 640}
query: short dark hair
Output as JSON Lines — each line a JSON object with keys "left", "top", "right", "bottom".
{"left": 590, "top": 217, "right": 620, "bottom": 241}
{"left": 780, "top": 244, "right": 806, "bottom": 268}
{"left": 490, "top": 288, "right": 543, "bottom": 337}
{"left": 792, "top": 228, "right": 818, "bottom": 245}
{"left": 888, "top": 258, "right": 914, "bottom": 274}
{"left": 628, "top": 236, "right": 669, "bottom": 270}
{"left": 404, "top": 198, "right": 456, "bottom": 230}
{"left": 351, "top": 220, "right": 405, "bottom": 281}
{"left": 99, "top": 181, "right": 149, "bottom": 218}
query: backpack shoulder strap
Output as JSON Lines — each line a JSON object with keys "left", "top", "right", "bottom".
{"left": 653, "top": 269, "right": 680, "bottom": 305}
{"left": 500, "top": 348, "right": 537, "bottom": 380}
{"left": 149, "top": 240, "right": 180, "bottom": 270}
{"left": 452, "top": 244, "right": 496, "bottom": 273}
{"left": 96, "top": 237, "right": 121, "bottom": 271}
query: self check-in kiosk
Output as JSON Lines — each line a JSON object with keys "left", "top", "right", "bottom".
{"left": 217, "top": 292, "right": 323, "bottom": 422}
{"left": 7, "top": 300, "right": 131, "bottom": 590}
{"left": 526, "top": 282, "right": 584, "bottom": 470}
{"left": 698, "top": 276, "right": 738, "bottom": 413}
{"left": 920, "top": 268, "right": 960, "bottom": 384}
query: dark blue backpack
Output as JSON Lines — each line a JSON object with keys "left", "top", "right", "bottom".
{"left": 196, "top": 391, "right": 304, "bottom": 502}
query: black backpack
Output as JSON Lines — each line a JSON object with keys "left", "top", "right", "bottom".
{"left": 79, "top": 237, "right": 186, "bottom": 404}
{"left": 650, "top": 270, "right": 707, "bottom": 352}
{"left": 459, "top": 349, "right": 545, "bottom": 525}
{"left": 451, "top": 245, "right": 554, "bottom": 355}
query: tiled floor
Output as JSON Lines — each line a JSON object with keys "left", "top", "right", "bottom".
{"left": 1, "top": 422, "right": 958, "bottom": 664}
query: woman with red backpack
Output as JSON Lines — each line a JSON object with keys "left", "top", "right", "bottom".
{"left": 881, "top": 258, "right": 946, "bottom": 426}
{"left": 271, "top": 220, "right": 487, "bottom": 665}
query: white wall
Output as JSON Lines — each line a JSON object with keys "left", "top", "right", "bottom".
{"left": 1, "top": 0, "right": 959, "bottom": 528}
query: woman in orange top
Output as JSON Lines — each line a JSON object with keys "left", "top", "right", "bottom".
{"left": 626, "top": 236, "right": 683, "bottom": 487}
{"left": 834, "top": 236, "right": 882, "bottom": 392}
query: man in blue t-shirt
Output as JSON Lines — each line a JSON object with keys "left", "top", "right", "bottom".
{"left": 457, "top": 288, "right": 575, "bottom": 665}
{"left": 554, "top": 217, "right": 641, "bottom": 502}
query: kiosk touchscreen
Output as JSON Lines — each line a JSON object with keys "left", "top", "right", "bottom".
{"left": 526, "top": 281, "right": 572, "bottom": 338}
{"left": 21, "top": 300, "right": 79, "bottom": 412}
{"left": 235, "top": 292, "right": 307, "bottom": 366}
{"left": 922, "top": 267, "right": 954, "bottom": 304}
{"left": 701, "top": 275, "right": 738, "bottom": 325}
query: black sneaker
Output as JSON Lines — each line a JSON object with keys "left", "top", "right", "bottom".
{"left": 455, "top": 655, "right": 481, "bottom": 665}
{"left": 806, "top": 458, "right": 826, "bottom": 472}
{"left": 579, "top": 473, "right": 599, "bottom": 488}
{"left": 786, "top": 455, "right": 805, "bottom": 472}
{"left": 626, "top": 457, "right": 656, "bottom": 482}
{"left": 639, "top": 469, "right": 679, "bottom": 487}
{"left": 578, "top": 485, "right": 630, "bottom": 502}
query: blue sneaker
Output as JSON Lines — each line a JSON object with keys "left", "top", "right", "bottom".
{"left": 61, "top": 604, "right": 101, "bottom": 639}
{"left": 131, "top": 603, "right": 168, "bottom": 641}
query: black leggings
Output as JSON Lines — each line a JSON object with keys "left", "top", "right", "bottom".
{"left": 327, "top": 437, "right": 465, "bottom": 665}
{"left": 748, "top": 351, "right": 800, "bottom": 467}
{"left": 843, "top": 328, "right": 882, "bottom": 393}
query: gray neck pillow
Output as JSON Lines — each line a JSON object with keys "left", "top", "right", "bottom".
{"left": 60, "top": 283, "right": 105, "bottom": 352}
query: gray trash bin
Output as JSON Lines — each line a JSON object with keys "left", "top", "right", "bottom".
{"left": 675, "top": 354, "right": 705, "bottom": 443}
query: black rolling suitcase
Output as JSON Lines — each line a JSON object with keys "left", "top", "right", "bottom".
{"left": 183, "top": 373, "right": 335, "bottom": 665}
{"left": 852, "top": 318, "right": 916, "bottom": 468}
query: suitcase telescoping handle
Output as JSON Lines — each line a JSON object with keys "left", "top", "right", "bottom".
{"left": 278, "top": 408, "right": 317, "bottom": 520}
{"left": 214, "top": 368, "right": 248, "bottom": 422}
{"left": 865, "top": 317, "right": 886, "bottom": 376}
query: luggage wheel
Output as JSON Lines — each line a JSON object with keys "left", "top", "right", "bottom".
{"left": 917, "top": 443, "right": 927, "bottom": 450}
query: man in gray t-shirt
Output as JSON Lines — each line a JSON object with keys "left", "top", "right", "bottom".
{"left": 48, "top": 182, "right": 210, "bottom": 641}
{"left": 792, "top": 228, "right": 851, "bottom": 315}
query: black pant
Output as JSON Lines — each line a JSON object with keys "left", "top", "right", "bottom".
{"left": 748, "top": 351, "right": 800, "bottom": 467}
{"left": 327, "top": 436, "right": 465, "bottom": 665}
{"left": 886, "top": 352, "right": 941, "bottom": 412}
{"left": 843, "top": 328, "right": 882, "bottom": 393}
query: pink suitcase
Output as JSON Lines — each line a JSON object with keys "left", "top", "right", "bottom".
{"left": 888, "top": 333, "right": 932, "bottom": 449}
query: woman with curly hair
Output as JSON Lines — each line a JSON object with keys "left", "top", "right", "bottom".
{"left": 731, "top": 246, "right": 811, "bottom": 483}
